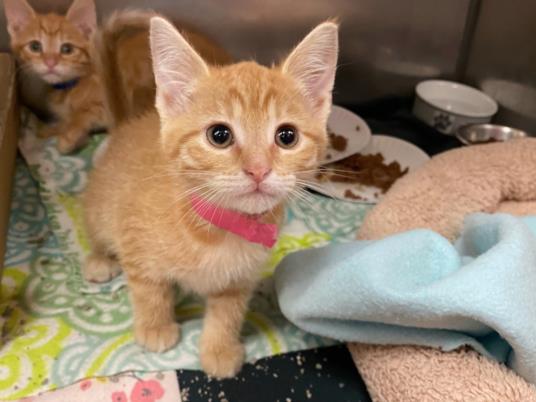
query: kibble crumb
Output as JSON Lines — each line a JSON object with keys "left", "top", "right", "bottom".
{"left": 181, "top": 387, "right": 190, "bottom": 402}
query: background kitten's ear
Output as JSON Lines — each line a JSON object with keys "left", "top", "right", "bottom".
{"left": 282, "top": 21, "right": 339, "bottom": 121}
{"left": 66, "top": 0, "right": 97, "bottom": 38}
{"left": 4, "top": 0, "right": 36, "bottom": 36}
{"left": 150, "top": 17, "right": 209, "bottom": 121}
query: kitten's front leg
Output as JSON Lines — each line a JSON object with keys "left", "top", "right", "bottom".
{"left": 56, "top": 122, "right": 91, "bottom": 154}
{"left": 37, "top": 122, "right": 62, "bottom": 139}
{"left": 127, "top": 273, "right": 180, "bottom": 353}
{"left": 56, "top": 104, "right": 106, "bottom": 153}
{"left": 200, "top": 288, "right": 251, "bottom": 378}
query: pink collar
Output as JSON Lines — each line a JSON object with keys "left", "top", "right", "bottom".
{"left": 190, "top": 194, "right": 278, "bottom": 248}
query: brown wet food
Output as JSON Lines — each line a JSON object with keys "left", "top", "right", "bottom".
{"left": 321, "top": 152, "right": 408, "bottom": 193}
{"left": 328, "top": 130, "right": 348, "bottom": 152}
{"left": 344, "top": 189, "right": 363, "bottom": 200}
{"left": 315, "top": 170, "right": 330, "bottom": 182}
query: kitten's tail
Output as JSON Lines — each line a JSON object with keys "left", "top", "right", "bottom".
{"left": 92, "top": 9, "right": 158, "bottom": 127}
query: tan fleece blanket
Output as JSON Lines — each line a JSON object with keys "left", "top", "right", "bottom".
{"left": 352, "top": 138, "right": 536, "bottom": 402}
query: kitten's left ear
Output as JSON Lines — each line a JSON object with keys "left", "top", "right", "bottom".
{"left": 282, "top": 21, "right": 339, "bottom": 121}
{"left": 66, "top": 0, "right": 97, "bottom": 38}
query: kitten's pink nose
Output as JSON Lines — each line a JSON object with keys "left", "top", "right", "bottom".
{"left": 244, "top": 166, "right": 271, "bottom": 183}
{"left": 43, "top": 55, "right": 58, "bottom": 69}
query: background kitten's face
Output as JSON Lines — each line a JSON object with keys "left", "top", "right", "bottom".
{"left": 4, "top": 0, "right": 96, "bottom": 84}
{"left": 164, "top": 63, "right": 328, "bottom": 214}
{"left": 151, "top": 18, "right": 338, "bottom": 214}
{"left": 11, "top": 15, "right": 91, "bottom": 84}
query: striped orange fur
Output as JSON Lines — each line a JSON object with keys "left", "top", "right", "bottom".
{"left": 83, "top": 17, "right": 339, "bottom": 378}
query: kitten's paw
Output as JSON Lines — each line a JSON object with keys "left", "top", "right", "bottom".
{"left": 57, "top": 129, "right": 90, "bottom": 153}
{"left": 83, "top": 253, "right": 121, "bottom": 283}
{"left": 56, "top": 136, "right": 77, "bottom": 154}
{"left": 135, "top": 323, "right": 180, "bottom": 353}
{"left": 200, "top": 339, "right": 245, "bottom": 378}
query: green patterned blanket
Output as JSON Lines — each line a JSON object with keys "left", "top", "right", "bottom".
{"left": 0, "top": 110, "right": 370, "bottom": 400}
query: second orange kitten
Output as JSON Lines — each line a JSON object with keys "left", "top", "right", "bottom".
{"left": 4, "top": 0, "right": 107, "bottom": 153}
{"left": 4, "top": 0, "right": 229, "bottom": 153}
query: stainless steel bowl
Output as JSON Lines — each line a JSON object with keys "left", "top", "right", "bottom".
{"left": 456, "top": 124, "right": 528, "bottom": 145}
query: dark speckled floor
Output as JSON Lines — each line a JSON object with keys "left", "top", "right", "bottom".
{"left": 177, "top": 345, "right": 371, "bottom": 402}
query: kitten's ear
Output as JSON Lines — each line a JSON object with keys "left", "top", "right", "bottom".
{"left": 66, "top": 0, "right": 97, "bottom": 38}
{"left": 150, "top": 17, "right": 209, "bottom": 121}
{"left": 282, "top": 21, "right": 339, "bottom": 121}
{"left": 4, "top": 0, "right": 36, "bottom": 36}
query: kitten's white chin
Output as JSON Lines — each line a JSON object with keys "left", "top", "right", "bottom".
{"left": 231, "top": 192, "right": 282, "bottom": 215}
{"left": 42, "top": 73, "right": 80, "bottom": 85}
{"left": 32, "top": 66, "right": 79, "bottom": 84}
{"left": 41, "top": 74, "right": 63, "bottom": 84}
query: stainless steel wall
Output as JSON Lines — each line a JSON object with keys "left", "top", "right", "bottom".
{"left": 464, "top": 0, "right": 536, "bottom": 132}
{"left": 0, "top": 0, "right": 470, "bottom": 104}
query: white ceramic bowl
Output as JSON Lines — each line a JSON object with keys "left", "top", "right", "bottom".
{"left": 413, "top": 80, "right": 498, "bottom": 135}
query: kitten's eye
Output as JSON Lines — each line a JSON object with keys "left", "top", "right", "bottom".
{"left": 28, "top": 40, "right": 42, "bottom": 53}
{"left": 60, "top": 43, "right": 74, "bottom": 55}
{"left": 206, "top": 124, "right": 233, "bottom": 148}
{"left": 275, "top": 125, "right": 299, "bottom": 149}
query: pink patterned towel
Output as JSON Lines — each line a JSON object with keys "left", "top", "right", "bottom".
{"left": 14, "top": 371, "right": 181, "bottom": 402}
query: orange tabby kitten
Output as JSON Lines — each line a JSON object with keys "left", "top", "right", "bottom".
{"left": 4, "top": 0, "right": 105, "bottom": 153}
{"left": 83, "top": 17, "right": 338, "bottom": 377}
{"left": 4, "top": 1, "right": 228, "bottom": 153}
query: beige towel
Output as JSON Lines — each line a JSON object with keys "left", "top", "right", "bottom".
{"left": 349, "top": 344, "right": 536, "bottom": 402}
{"left": 353, "top": 140, "right": 536, "bottom": 401}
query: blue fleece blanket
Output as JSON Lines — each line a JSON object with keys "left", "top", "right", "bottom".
{"left": 275, "top": 213, "right": 536, "bottom": 384}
